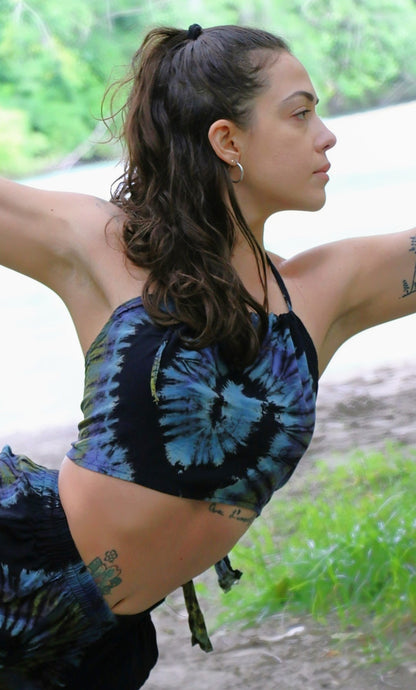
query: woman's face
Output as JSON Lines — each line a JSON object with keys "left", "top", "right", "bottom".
{"left": 234, "top": 51, "right": 337, "bottom": 227}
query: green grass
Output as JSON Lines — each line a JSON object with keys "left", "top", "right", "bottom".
{"left": 211, "top": 443, "right": 416, "bottom": 656}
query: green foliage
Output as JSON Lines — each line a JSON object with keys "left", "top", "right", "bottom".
{"left": 1, "top": 0, "right": 416, "bottom": 176}
{"left": 215, "top": 444, "right": 416, "bottom": 657}
{"left": 287, "top": 0, "right": 416, "bottom": 113}
{"left": 0, "top": 106, "right": 49, "bottom": 175}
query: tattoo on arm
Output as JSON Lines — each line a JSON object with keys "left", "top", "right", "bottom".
{"left": 402, "top": 235, "right": 416, "bottom": 298}
{"left": 87, "top": 549, "right": 122, "bottom": 596}
{"left": 209, "top": 502, "right": 255, "bottom": 526}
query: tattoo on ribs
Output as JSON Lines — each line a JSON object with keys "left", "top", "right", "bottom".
{"left": 209, "top": 502, "right": 255, "bottom": 525}
{"left": 87, "top": 549, "right": 122, "bottom": 596}
{"left": 402, "top": 236, "right": 416, "bottom": 298}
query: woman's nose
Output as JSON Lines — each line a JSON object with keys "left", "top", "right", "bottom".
{"left": 321, "top": 122, "right": 337, "bottom": 151}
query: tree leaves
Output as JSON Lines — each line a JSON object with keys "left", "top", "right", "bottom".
{"left": 1, "top": 0, "right": 416, "bottom": 176}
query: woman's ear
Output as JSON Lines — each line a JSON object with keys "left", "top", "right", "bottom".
{"left": 208, "top": 119, "right": 241, "bottom": 165}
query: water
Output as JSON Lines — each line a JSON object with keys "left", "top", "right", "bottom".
{"left": 1, "top": 104, "right": 415, "bottom": 436}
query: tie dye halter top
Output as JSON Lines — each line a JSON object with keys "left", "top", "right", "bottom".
{"left": 67, "top": 257, "right": 318, "bottom": 514}
{"left": 66, "top": 257, "right": 318, "bottom": 651}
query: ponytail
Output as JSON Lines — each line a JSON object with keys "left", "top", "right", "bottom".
{"left": 106, "top": 25, "right": 289, "bottom": 366}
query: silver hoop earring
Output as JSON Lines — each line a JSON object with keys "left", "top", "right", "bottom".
{"left": 230, "top": 160, "right": 244, "bottom": 184}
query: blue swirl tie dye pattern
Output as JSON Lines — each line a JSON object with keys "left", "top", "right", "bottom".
{"left": 155, "top": 313, "right": 316, "bottom": 512}
{"left": 67, "top": 263, "right": 318, "bottom": 516}
{"left": 0, "top": 446, "right": 117, "bottom": 685}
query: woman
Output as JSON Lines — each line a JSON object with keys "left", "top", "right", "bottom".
{"left": 0, "top": 23, "right": 415, "bottom": 689}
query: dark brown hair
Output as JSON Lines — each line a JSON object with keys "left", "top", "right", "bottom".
{"left": 107, "top": 25, "right": 289, "bottom": 367}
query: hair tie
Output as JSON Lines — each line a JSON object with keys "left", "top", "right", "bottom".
{"left": 187, "top": 24, "right": 203, "bottom": 40}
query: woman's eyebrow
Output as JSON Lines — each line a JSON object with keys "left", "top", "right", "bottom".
{"left": 282, "top": 90, "right": 319, "bottom": 105}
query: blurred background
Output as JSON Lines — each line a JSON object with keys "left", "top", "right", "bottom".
{"left": 0, "top": 0, "right": 415, "bottom": 437}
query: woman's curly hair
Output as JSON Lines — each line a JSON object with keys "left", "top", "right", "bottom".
{"left": 106, "top": 25, "right": 289, "bottom": 367}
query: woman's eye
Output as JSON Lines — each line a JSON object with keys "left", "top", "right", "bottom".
{"left": 295, "top": 109, "right": 310, "bottom": 120}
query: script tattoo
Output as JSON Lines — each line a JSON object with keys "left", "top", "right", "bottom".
{"left": 402, "top": 236, "right": 416, "bottom": 298}
{"left": 209, "top": 502, "right": 255, "bottom": 525}
{"left": 87, "top": 549, "right": 122, "bottom": 596}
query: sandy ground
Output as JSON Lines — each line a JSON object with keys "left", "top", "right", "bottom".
{"left": 3, "top": 363, "right": 416, "bottom": 689}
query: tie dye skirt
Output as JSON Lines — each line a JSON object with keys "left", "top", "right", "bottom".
{"left": 0, "top": 445, "right": 158, "bottom": 689}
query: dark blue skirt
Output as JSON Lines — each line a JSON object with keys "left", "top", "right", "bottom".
{"left": 0, "top": 446, "right": 158, "bottom": 689}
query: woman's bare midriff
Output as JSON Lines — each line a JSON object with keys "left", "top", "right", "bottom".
{"left": 58, "top": 456, "right": 256, "bottom": 615}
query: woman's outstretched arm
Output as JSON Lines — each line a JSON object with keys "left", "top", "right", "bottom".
{"left": 288, "top": 228, "right": 416, "bottom": 372}
{"left": 0, "top": 176, "right": 106, "bottom": 293}
{"left": 332, "top": 229, "right": 416, "bottom": 335}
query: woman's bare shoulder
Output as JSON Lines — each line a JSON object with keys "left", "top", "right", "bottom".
{"left": 0, "top": 177, "right": 121, "bottom": 288}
